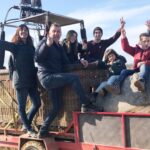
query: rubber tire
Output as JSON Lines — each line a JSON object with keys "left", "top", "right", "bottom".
{"left": 21, "top": 141, "right": 46, "bottom": 150}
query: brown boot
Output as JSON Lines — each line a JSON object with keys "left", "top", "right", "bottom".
{"left": 98, "top": 89, "right": 105, "bottom": 96}
{"left": 104, "top": 84, "right": 120, "bottom": 95}
{"left": 134, "top": 79, "right": 145, "bottom": 92}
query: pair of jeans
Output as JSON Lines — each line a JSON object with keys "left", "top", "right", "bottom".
{"left": 114, "top": 64, "right": 150, "bottom": 87}
{"left": 95, "top": 75, "right": 119, "bottom": 93}
{"left": 117, "top": 69, "right": 138, "bottom": 86}
{"left": 39, "top": 72, "right": 88, "bottom": 131}
{"left": 118, "top": 64, "right": 150, "bottom": 85}
{"left": 16, "top": 87, "right": 41, "bottom": 131}
{"left": 138, "top": 64, "right": 150, "bottom": 81}
{"left": 95, "top": 68, "right": 138, "bottom": 94}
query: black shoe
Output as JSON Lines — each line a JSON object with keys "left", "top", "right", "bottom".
{"left": 90, "top": 92, "right": 98, "bottom": 102}
{"left": 98, "top": 89, "right": 105, "bottom": 97}
{"left": 81, "top": 103, "right": 103, "bottom": 113}
{"left": 38, "top": 130, "right": 50, "bottom": 138}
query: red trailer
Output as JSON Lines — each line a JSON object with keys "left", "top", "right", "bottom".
{"left": 0, "top": 3, "right": 150, "bottom": 150}
{"left": 0, "top": 111, "right": 150, "bottom": 150}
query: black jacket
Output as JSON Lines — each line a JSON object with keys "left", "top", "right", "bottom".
{"left": 0, "top": 40, "right": 37, "bottom": 89}
{"left": 86, "top": 31, "right": 121, "bottom": 62}
{"left": 98, "top": 55, "right": 127, "bottom": 76}
{"left": 35, "top": 37, "right": 70, "bottom": 80}
{"left": 62, "top": 39, "right": 83, "bottom": 64}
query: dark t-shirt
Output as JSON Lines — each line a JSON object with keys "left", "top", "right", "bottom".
{"left": 86, "top": 31, "right": 121, "bottom": 62}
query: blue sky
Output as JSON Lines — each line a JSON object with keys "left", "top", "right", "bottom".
{"left": 1, "top": 0, "right": 150, "bottom": 66}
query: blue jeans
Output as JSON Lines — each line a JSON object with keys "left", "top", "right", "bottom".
{"left": 16, "top": 87, "right": 41, "bottom": 131}
{"left": 39, "top": 72, "right": 88, "bottom": 131}
{"left": 118, "top": 64, "right": 150, "bottom": 84}
{"left": 117, "top": 69, "right": 138, "bottom": 85}
{"left": 96, "top": 69, "right": 138, "bottom": 93}
{"left": 95, "top": 75, "right": 119, "bottom": 93}
{"left": 138, "top": 64, "right": 150, "bottom": 81}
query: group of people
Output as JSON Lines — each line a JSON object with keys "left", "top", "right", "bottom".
{"left": 92, "top": 20, "right": 150, "bottom": 100}
{"left": 0, "top": 18, "right": 149, "bottom": 139}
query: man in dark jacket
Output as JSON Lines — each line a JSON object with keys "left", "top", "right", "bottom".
{"left": 35, "top": 23, "right": 101, "bottom": 138}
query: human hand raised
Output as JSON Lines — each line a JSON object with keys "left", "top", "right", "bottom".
{"left": 120, "top": 17, "right": 126, "bottom": 29}
{"left": 118, "top": 17, "right": 126, "bottom": 32}
{"left": 145, "top": 20, "right": 150, "bottom": 31}
{"left": 46, "top": 36, "right": 53, "bottom": 47}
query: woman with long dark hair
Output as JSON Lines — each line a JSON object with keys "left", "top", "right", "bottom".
{"left": 0, "top": 24, "right": 41, "bottom": 137}
{"left": 62, "top": 30, "right": 85, "bottom": 64}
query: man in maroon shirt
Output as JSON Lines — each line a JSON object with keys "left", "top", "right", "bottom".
{"left": 84, "top": 18, "right": 125, "bottom": 63}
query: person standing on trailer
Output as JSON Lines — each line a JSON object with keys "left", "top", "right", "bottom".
{"left": 62, "top": 30, "right": 86, "bottom": 64}
{"left": 0, "top": 24, "right": 41, "bottom": 137}
{"left": 35, "top": 23, "right": 102, "bottom": 138}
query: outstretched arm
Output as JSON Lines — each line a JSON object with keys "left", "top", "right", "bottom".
{"left": 0, "top": 40, "right": 15, "bottom": 53}
{"left": 121, "top": 28, "right": 135, "bottom": 56}
{"left": 117, "top": 17, "right": 126, "bottom": 33}
{"left": 105, "top": 18, "right": 126, "bottom": 47}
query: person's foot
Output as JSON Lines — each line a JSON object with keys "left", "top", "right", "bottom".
{"left": 90, "top": 92, "right": 98, "bottom": 102}
{"left": 134, "top": 79, "right": 145, "bottom": 92}
{"left": 37, "top": 130, "right": 50, "bottom": 138}
{"left": 81, "top": 103, "right": 103, "bottom": 113}
{"left": 27, "top": 129, "right": 37, "bottom": 138}
{"left": 21, "top": 125, "right": 27, "bottom": 133}
{"left": 104, "top": 84, "right": 120, "bottom": 95}
{"left": 98, "top": 89, "right": 105, "bottom": 96}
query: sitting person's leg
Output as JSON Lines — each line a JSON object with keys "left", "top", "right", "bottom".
{"left": 138, "top": 64, "right": 150, "bottom": 81}
{"left": 118, "top": 69, "right": 137, "bottom": 86}
{"left": 105, "top": 69, "right": 138, "bottom": 94}
{"left": 40, "top": 73, "right": 102, "bottom": 113}
{"left": 105, "top": 75, "right": 120, "bottom": 94}
{"left": 95, "top": 81, "right": 108, "bottom": 97}
{"left": 134, "top": 64, "right": 150, "bottom": 91}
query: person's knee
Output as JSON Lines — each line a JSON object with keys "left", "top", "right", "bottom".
{"left": 120, "top": 69, "right": 127, "bottom": 75}
{"left": 141, "top": 64, "right": 147, "bottom": 67}
{"left": 72, "top": 74, "right": 80, "bottom": 82}
{"left": 32, "top": 101, "right": 41, "bottom": 110}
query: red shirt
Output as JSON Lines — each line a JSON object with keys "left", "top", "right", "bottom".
{"left": 121, "top": 37, "right": 150, "bottom": 69}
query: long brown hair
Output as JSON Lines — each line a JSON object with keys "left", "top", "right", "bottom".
{"left": 65, "top": 30, "right": 78, "bottom": 53}
{"left": 11, "top": 24, "right": 33, "bottom": 46}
